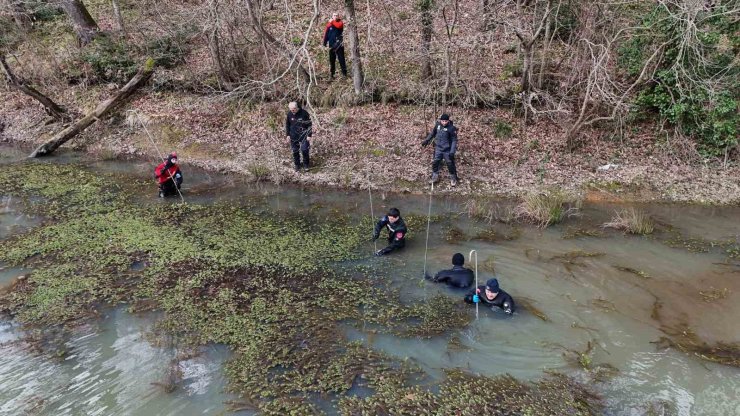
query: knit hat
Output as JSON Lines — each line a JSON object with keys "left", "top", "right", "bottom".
{"left": 452, "top": 253, "right": 464, "bottom": 266}
{"left": 439, "top": 113, "right": 450, "bottom": 121}
{"left": 485, "top": 278, "right": 499, "bottom": 292}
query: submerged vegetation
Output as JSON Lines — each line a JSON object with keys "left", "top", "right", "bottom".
{"left": 0, "top": 162, "right": 605, "bottom": 414}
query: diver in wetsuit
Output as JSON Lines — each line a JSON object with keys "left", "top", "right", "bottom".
{"left": 464, "top": 278, "right": 516, "bottom": 315}
{"left": 372, "top": 208, "right": 407, "bottom": 256}
{"left": 426, "top": 253, "right": 474, "bottom": 289}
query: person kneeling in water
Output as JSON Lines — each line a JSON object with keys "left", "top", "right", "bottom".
{"left": 155, "top": 152, "right": 183, "bottom": 198}
{"left": 372, "top": 208, "right": 407, "bottom": 256}
{"left": 426, "top": 253, "right": 474, "bottom": 289}
{"left": 464, "top": 278, "right": 515, "bottom": 315}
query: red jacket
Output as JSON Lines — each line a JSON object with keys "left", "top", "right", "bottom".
{"left": 155, "top": 162, "right": 180, "bottom": 184}
{"left": 322, "top": 19, "right": 344, "bottom": 49}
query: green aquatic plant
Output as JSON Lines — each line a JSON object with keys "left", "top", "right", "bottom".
{"left": 551, "top": 251, "right": 605, "bottom": 261}
{"left": 699, "top": 287, "right": 730, "bottom": 302}
{"left": 0, "top": 162, "right": 605, "bottom": 414}
{"left": 612, "top": 265, "right": 651, "bottom": 279}
{"left": 562, "top": 227, "right": 604, "bottom": 239}
{"left": 655, "top": 323, "right": 740, "bottom": 368}
{"left": 517, "top": 297, "right": 551, "bottom": 322}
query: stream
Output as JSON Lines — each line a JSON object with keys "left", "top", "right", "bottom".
{"left": 0, "top": 146, "right": 738, "bottom": 415}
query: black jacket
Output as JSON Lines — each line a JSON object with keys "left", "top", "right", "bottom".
{"left": 464, "top": 285, "right": 516, "bottom": 315}
{"left": 285, "top": 108, "right": 313, "bottom": 141}
{"left": 423, "top": 121, "right": 458, "bottom": 153}
{"left": 373, "top": 215, "right": 407, "bottom": 255}
{"left": 432, "top": 266, "right": 474, "bottom": 289}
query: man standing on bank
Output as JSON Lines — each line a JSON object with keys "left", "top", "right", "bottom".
{"left": 285, "top": 102, "right": 313, "bottom": 172}
{"left": 322, "top": 12, "right": 348, "bottom": 81}
{"left": 421, "top": 113, "right": 459, "bottom": 186}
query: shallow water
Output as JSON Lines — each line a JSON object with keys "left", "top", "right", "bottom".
{"left": 1, "top": 145, "right": 739, "bottom": 415}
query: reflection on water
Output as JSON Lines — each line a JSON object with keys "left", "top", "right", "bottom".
{"left": 0, "top": 308, "right": 249, "bottom": 416}
{"left": 0, "top": 146, "right": 738, "bottom": 415}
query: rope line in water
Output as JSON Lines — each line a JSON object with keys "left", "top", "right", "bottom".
{"left": 132, "top": 111, "right": 185, "bottom": 203}
{"left": 422, "top": 181, "right": 434, "bottom": 280}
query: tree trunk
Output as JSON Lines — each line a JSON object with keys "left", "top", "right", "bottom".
{"left": 537, "top": 8, "right": 553, "bottom": 89}
{"left": 419, "top": 0, "right": 434, "bottom": 79}
{"left": 521, "top": 42, "right": 532, "bottom": 94}
{"left": 30, "top": 61, "right": 154, "bottom": 157}
{"left": 344, "top": 0, "right": 364, "bottom": 94}
{"left": 243, "top": 0, "right": 311, "bottom": 83}
{"left": 60, "top": 0, "right": 99, "bottom": 46}
{"left": 1, "top": 56, "right": 69, "bottom": 122}
{"left": 111, "top": 0, "right": 125, "bottom": 34}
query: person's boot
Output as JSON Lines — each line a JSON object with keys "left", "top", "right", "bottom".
{"left": 158, "top": 190, "right": 165, "bottom": 198}
{"left": 430, "top": 172, "right": 439, "bottom": 184}
{"left": 450, "top": 175, "right": 458, "bottom": 187}
{"left": 294, "top": 165, "right": 301, "bottom": 172}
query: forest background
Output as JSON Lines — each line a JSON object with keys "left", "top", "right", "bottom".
{"left": 1, "top": 0, "right": 738, "bottom": 203}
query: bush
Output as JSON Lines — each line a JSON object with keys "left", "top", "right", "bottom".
{"left": 620, "top": 4, "right": 740, "bottom": 158}
{"left": 80, "top": 35, "right": 137, "bottom": 83}
{"left": 602, "top": 208, "right": 654, "bottom": 235}
{"left": 516, "top": 188, "right": 580, "bottom": 228}
{"left": 146, "top": 31, "right": 192, "bottom": 69}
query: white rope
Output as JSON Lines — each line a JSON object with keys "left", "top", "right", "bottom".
{"left": 469, "top": 249, "right": 479, "bottom": 320}
{"left": 422, "top": 181, "right": 434, "bottom": 280}
{"left": 133, "top": 111, "right": 184, "bottom": 203}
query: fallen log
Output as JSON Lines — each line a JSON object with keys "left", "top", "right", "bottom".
{"left": 1, "top": 55, "right": 70, "bottom": 122}
{"left": 30, "top": 59, "right": 155, "bottom": 158}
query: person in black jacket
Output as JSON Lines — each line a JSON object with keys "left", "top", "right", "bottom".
{"left": 372, "top": 207, "right": 407, "bottom": 256}
{"left": 421, "top": 113, "right": 459, "bottom": 186}
{"left": 322, "top": 12, "right": 347, "bottom": 81}
{"left": 427, "top": 253, "right": 474, "bottom": 288}
{"left": 285, "top": 102, "right": 313, "bottom": 172}
{"left": 464, "top": 278, "right": 516, "bottom": 315}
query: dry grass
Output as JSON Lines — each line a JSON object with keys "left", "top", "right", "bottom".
{"left": 602, "top": 208, "right": 654, "bottom": 235}
{"left": 515, "top": 188, "right": 581, "bottom": 228}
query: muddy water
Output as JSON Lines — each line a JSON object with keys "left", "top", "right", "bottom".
{"left": 1, "top": 147, "right": 739, "bottom": 415}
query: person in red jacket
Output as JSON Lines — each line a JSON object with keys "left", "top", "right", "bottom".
{"left": 155, "top": 152, "right": 183, "bottom": 198}
{"left": 322, "top": 12, "right": 347, "bottom": 81}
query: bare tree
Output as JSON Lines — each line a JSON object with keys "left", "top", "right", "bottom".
{"left": 344, "top": 0, "right": 365, "bottom": 94}
{"left": 1, "top": 55, "right": 69, "bottom": 121}
{"left": 59, "top": 0, "right": 100, "bottom": 46}
{"left": 111, "top": 0, "right": 125, "bottom": 34}
{"left": 31, "top": 60, "right": 155, "bottom": 157}
{"left": 419, "top": 0, "right": 434, "bottom": 79}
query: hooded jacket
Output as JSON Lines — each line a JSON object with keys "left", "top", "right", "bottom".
{"left": 424, "top": 121, "right": 458, "bottom": 153}
{"left": 155, "top": 157, "right": 181, "bottom": 185}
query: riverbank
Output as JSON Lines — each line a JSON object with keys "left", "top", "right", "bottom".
{"left": 2, "top": 90, "right": 739, "bottom": 205}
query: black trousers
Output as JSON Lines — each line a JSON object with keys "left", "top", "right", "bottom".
{"left": 432, "top": 150, "right": 457, "bottom": 176}
{"left": 378, "top": 234, "right": 406, "bottom": 255}
{"left": 329, "top": 46, "right": 347, "bottom": 77}
{"left": 290, "top": 138, "right": 310, "bottom": 168}
{"left": 159, "top": 177, "right": 182, "bottom": 196}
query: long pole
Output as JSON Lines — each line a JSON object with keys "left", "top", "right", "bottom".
{"left": 469, "top": 249, "right": 478, "bottom": 320}
{"left": 422, "top": 181, "right": 434, "bottom": 280}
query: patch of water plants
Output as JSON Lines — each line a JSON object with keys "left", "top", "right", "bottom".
{"left": 0, "top": 162, "right": 608, "bottom": 414}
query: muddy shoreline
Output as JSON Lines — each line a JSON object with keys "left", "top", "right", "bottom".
{"left": 2, "top": 93, "right": 739, "bottom": 205}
